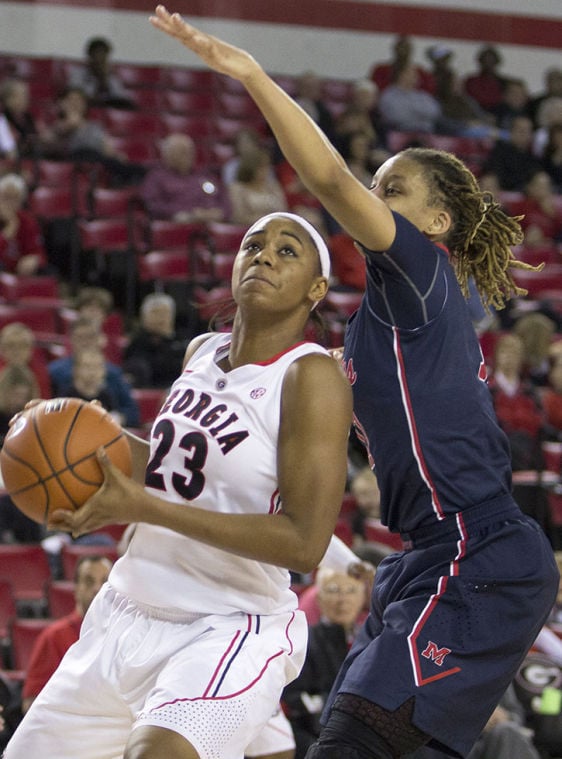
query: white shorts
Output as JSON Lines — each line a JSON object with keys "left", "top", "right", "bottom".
{"left": 245, "top": 705, "right": 296, "bottom": 757}
{"left": 4, "top": 585, "right": 307, "bottom": 759}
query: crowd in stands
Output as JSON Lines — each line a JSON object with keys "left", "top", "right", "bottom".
{"left": 0, "top": 31, "right": 562, "bottom": 756}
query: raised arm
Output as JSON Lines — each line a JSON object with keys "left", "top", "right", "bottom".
{"left": 149, "top": 6, "right": 396, "bottom": 252}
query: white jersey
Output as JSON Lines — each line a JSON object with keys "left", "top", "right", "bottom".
{"left": 110, "top": 333, "right": 330, "bottom": 617}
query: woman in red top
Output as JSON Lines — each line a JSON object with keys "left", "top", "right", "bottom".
{"left": 0, "top": 173, "right": 47, "bottom": 275}
{"left": 488, "top": 332, "right": 545, "bottom": 470}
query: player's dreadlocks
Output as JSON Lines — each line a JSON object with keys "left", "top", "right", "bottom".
{"left": 403, "top": 147, "right": 540, "bottom": 311}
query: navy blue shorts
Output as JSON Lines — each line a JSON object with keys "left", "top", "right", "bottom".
{"left": 323, "top": 496, "right": 559, "bottom": 757}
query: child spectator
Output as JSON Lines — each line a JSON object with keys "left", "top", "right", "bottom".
{"left": 0, "top": 173, "right": 48, "bottom": 276}
{"left": 0, "top": 322, "right": 51, "bottom": 399}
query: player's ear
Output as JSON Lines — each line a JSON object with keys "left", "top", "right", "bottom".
{"left": 309, "top": 276, "right": 328, "bottom": 304}
{"left": 425, "top": 209, "right": 451, "bottom": 238}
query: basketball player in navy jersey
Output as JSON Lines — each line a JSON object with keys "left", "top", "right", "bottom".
{"left": 148, "top": 8, "right": 559, "bottom": 759}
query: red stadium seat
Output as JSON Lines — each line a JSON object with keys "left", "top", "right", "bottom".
{"left": 0, "top": 303, "right": 58, "bottom": 333}
{"left": 0, "top": 273, "right": 60, "bottom": 303}
{"left": 46, "top": 580, "right": 76, "bottom": 619}
{"left": 323, "top": 290, "right": 363, "bottom": 318}
{"left": 205, "top": 221, "right": 247, "bottom": 254}
{"left": 0, "top": 545, "right": 51, "bottom": 610}
{"left": 103, "top": 108, "right": 164, "bottom": 138}
{"left": 162, "top": 67, "right": 216, "bottom": 92}
{"left": 9, "top": 617, "right": 53, "bottom": 672}
{"left": 113, "top": 63, "right": 163, "bottom": 89}
{"left": 215, "top": 92, "right": 262, "bottom": 120}
{"left": 0, "top": 580, "right": 17, "bottom": 645}
{"left": 160, "top": 113, "right": 214, "bottom": 139}
{"left": 148, "top": 219, "right": 204, "bottom": 251}
{"left": 131, "top": 388, "right": 167, "bottom": 427}
{"left": 110, "top": 135, "right": 159, "bottom": 165}
{"left": 137, "top": 249, "right": 191, "bottom": 286}
{"left": 161, "top": 90, "right": 215, "bottom": 115}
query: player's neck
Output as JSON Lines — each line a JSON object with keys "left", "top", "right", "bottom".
{"left": 227, "top": 317, "right": 305, "bottom": 369}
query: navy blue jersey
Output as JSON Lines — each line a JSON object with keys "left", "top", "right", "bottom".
{"left": 342, "top": 212, "right": 513, "bottom": 534}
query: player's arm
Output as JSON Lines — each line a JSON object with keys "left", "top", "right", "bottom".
{"left": 149, "top": 6, "right": 395, "bottom": 252}
{"left": 50, "top": 355, "right": 352, "bottom": 573}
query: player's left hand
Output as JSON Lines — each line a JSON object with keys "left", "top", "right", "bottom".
{"left": 150, "top": 5, "right": 258, "bottom": 82}
{"left": 48, "top": 447, "right": 146, "bottom": 537}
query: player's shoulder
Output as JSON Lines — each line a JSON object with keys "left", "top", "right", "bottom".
{"left": 182, "top": 332, "right": 222, "bottom": 369}
{"left": 285, "top": 348, "right": 352, "bottom": 397}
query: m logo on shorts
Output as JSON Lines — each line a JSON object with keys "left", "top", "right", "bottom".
{"left": 421, "top": 641, "right": 452, "bottom": 666}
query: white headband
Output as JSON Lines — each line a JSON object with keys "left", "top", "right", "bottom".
{"left": 244, "top": 212, "right": 331, "bottom": 280}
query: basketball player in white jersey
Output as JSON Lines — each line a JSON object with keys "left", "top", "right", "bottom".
{"left": 3, "top": 212, "right": 352, "bottom": 759}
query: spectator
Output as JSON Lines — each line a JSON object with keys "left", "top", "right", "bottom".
{"left": 293, "top": 70, "right": 335, "bottom": 141}
{"left": 464, "top": 45, "right": 507, "bottom": 114}
{"left": 48, "top": 317, "right": 139, "bottom": 427}
{"left": 487, "top": 332, "right": 545, "bottom": 471}
{"left": 347, "top": 466, "right": 383, "bottom": 547}
{"left": 434, "top": 69, "right": 499, "bottom": 139}
{"left": 220, "top": 126, "right": 267, "bottom": 187}
{"left": 0, "top": 364, "right": 43, "bottom": 544}
{"left": 424, "top": 44, "right": 454, "bottom": 96}
{"left": 540, "top": 353, "right": 562, "bottom": 443}
{"left": 67, "top": 36, "right": 134, "bottom": 109}
{"left": 61, "top": 347, "right": 120, "bottom": 421}
{"left": 481, "top": 115, "right": 543, "bottom": 191}
{"left": 0, "top": 364, "right": 38, "bottom": 444}
{"left": 492, "top": 78, "right": 532, "bottom": 132}
{"left": 0, "top": 173, "right": 48, "bottom": 276}
{"left": 38, "top": 87, "right": 145, "bottom": 186}
{"left": 0, "top": 78, "right": 40, "bottom": 158}
{"left": 72, "top": 286, "right": 124, "bottom": 364}
{"left": 541, "top": 122, "right": 562, "bottom": 192}
{"left": 509, "top": 169, "right": 562, "bottom": 250}
{"left": 533, "top": 96, "right": 562, "bottom": 161}
{"left": 283, "top": 567, "right": 366, "bottom": 758}
{"left": 0, "top": 322, "right": 51, "bottom": 399}
{"left": 333, "top": 81, "right": 390, "bottom": 173}
{"left": 513, "top": 311, "right": 558, "bottom": 388}
{"left": 529, "top": 67, "right": 562, "bottom": 128}
{"left": 370, "top": 34, "right": 435, "bottom": 94}
{"left": 21, "top": 555, "right": 113, "bottom": 713}
{"left": 228, "top": 147, "right": 288, "bottom": 226}
{"left": 378, "top": 61, "right": 442, "bottom": 134}
{"left": 123, "top": 292, "right": 187, "bottom": 389}
{"left": 139, "top": 132, "right": 230, "bottom": 223}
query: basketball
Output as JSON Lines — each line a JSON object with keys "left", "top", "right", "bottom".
{"left": 0, "top": 398, "right": 132, "bottom": 525}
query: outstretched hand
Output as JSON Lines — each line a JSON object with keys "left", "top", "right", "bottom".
{"left": 150, "top": 5, "right": 259, "bottom": 82}
{"left": 48, "top": 447, "right": 145, "bottom": 538}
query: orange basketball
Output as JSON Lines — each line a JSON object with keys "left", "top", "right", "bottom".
{"left": 0, "top": 398, "right": 132, "bottom": 525}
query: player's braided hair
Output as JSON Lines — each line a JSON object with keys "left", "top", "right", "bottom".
{"left": 402, "top": 147, "right": 540, "bottom": 311}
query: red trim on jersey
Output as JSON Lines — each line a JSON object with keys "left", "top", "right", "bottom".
{"left": 254, "top": 340, "right": 312, "bottom": 366}
{"left": 407, "top": 575, "right": 462, "bottom": 686}
{"left": 393, "top": 327, "right": 444, "bottom": 520}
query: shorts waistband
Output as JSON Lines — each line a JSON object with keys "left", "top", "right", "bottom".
{"left": 400, "top": 494, "right": 522, "bottom": 550}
